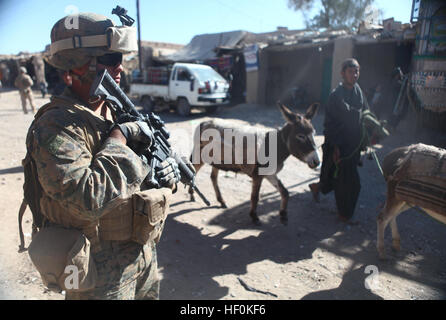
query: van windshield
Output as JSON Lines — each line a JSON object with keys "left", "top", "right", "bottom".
{"left": 192, "top": 67, "right": 226, "bottom": 82}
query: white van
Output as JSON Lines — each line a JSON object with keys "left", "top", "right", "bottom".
{"left": 130, "top": 62, "right": 230, "bottom": 116}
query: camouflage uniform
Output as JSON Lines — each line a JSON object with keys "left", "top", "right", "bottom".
{"left": 30, "top": 87, "right": 161, "bottom": 300}
{"left": 24, "top": 11, "right": 178, "bottom": 300}
{"left": 65, "top": 240, "right": 159, "bottom": 300}
{"left": 15, "top": 69, "right": 36, "bottom": 114}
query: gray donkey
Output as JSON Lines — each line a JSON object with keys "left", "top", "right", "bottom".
{"left": 189, "top": 102, "right": 320, "bottom": 225}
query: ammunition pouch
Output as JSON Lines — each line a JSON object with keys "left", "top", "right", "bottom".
{"left": 27, "top": 226, "right": 97, "bottom": 293}
{"left": 131, "top": 188, "right": 172, "bottom": 245}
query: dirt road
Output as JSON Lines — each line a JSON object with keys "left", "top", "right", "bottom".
{"left": 0, "top": 89, "right": 445, "bottom": 300}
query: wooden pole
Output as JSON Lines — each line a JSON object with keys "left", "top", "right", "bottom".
{"left": 137, "top": 0, "right": 142, "bottom": 74}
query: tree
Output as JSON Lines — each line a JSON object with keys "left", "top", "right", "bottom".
{"left": 287, "top": 0, "right": 381, "bottom": 31}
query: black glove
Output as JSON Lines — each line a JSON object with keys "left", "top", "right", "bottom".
{"left": 179, "top": 155, "right": 196, "bottom": 185}
{"left": 155, "top": 157, "right": 181, "bottom": 190}
{"left": 114, "top": 120, "right": 153, "bottom": 146}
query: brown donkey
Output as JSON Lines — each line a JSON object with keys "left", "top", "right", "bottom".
{"left": 377, "top": 143, "right": 446, "bottom": 259}
{"left": 189, "top": 102, "right": 320, "bottom": 225}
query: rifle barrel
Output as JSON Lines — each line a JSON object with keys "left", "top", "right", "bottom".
{"left": 193, "top": 185, "right": 211, "bottom": 206}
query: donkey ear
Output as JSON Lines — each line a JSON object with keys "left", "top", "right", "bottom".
{"left": 277, "top": 101, "right": 299, "bottom": 124}
{"left": 304, "top": 103, "right": 320, "bottom": 120}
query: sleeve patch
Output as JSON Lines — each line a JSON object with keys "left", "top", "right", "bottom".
{"left": 45, "top": 135, "right": 65, "bottom": 155}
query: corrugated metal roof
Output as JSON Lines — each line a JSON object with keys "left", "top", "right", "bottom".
{"left": 164, "top": 30, "right": 248, "bottom": 62}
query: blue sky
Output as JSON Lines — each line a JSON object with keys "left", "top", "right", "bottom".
{"left": 0, "top": 0, "right": 413, "bottom": 55}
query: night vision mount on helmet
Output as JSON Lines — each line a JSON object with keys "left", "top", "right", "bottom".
{"left": 47, "top": 6, "right": 137, "bottom": 72}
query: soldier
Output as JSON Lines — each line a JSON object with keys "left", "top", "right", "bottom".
{"left": 24, "top": 12, "right": 181, "bottom": 299}
{"left": 15, "top": 66, "right": 36, "bottom": 114}
{"left": 39, "top": 80, "right": 48, "bottom": 98}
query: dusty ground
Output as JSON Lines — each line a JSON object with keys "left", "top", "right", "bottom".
{"left": 0, "top": 88, "right": 445, "bottom": 300}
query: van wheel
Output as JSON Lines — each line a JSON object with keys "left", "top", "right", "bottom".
{"left": 141, "top": 96, "right": 154, "bottom": 113}
{"left": 177, "top": 98, "right": 191, "bottom": 116}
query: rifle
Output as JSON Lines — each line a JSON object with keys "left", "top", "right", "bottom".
{"left": 89, "top": 69, "right": 210, "bottom": 206}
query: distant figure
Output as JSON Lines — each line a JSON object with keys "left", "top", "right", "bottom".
{"left": 14, "top": 66, "right": 36, "bottom": 114}
{"left": 387, "top": 67, "right": 408, "bottom": 130}
{"left": 39, "top": 80, "right": 48, "bottom": 98}
{"left": 374, "top": 67, "right": 405, "bottom": 125}
{"left": 370, "top": 84, "right": 382, "bottom": 117}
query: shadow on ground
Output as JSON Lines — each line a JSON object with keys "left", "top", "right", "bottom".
{"left": 156, "top": 102, "right": 446, "bottom": 299}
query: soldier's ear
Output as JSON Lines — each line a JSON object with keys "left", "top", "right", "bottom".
{"left": 62, "top": 71, "right": 72, "bottom": 86}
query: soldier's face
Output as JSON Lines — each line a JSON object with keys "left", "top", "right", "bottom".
{"left": 96, "top": 52, "right": 124, "bottom": 84}
{"left": 96, "top": 63, "right": 123, "bottom": 85}
{"left": 66, "top": 56, "right": 124, "bottom": 104}
{"left": 342, "top": 66, "right": 360, "bottom": 88}
{"left": 97, "top": 65, "right": 123, "bottom": 85}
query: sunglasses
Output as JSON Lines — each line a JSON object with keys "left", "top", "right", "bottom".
{"left": 97, "top": 52, "right": 123, "bottom": 67}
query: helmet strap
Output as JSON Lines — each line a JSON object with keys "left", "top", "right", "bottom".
{"left": 76, "top": 57, "right": 98, "bottom": 83}
{"left": 68, "top": 57, "right": 98, "bottom": 89}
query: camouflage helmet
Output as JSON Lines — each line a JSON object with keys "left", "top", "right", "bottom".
{"left": 47, "top": 12, "right": 137, "bottom": 71}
